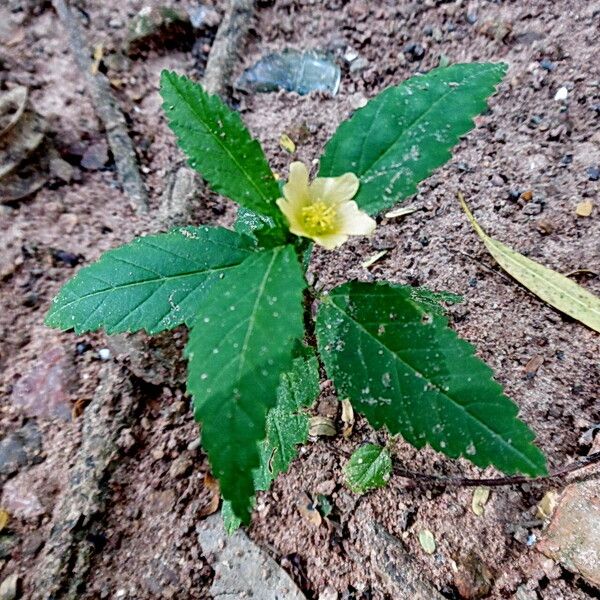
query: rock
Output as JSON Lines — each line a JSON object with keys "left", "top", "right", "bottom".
{"left": 538, "top": 453, "right": 600, "bottom": 586}
{"left": 539, "top": 58, "right": 556, "bottom": 71}
{"left": 236, "top": 50, "right": 340, "bottom": 96}
{"left": 188, "top": 5, "right": 220, "bottom": 29}
{"left": 554, "top": 86, "right": 568, "bottom": 102}
{"left": 0, "top": 421, "right": 43, "bottom": 480}
{"left": 349, "top": 57, "right": 369, "bottom": 73}
{"left": 168, "top": 455, "right": 192, "bottom": 480}
{"left": 80, "top": 140, "right": 109, "bottom": 170}
{"left": 587, "top": 166, "right": 600, "bottom": 181}
{"left": 1, "top": 477, "right": 44, "bottom": 519}
{"left": 97, "top": 348, "right": 111, "bottom": 361}
{"left": 10, "top": 345, "right": 74, "bottom": 420}
{"left": 0, "top": 535, "right": 16, "bottom": 560}
{"left": 52, "top": 249, "right": 82, "bottom": 267}
{"left": 573, "top": 142, "right": 600, "bottom": 169}
{"left": 126, "top": 6, "right": 194, "bottom": 54}
{"left": 359, "top": 521, "right": 445, "bottom": 599}
{"left": 158, "top": 167, "right": 198, "bottom": 229}
{"left": 454, "top": 552, "right": 494, "bottom": 599}
{"left": 198, "top": 514, "right": 307, "bottom": 599}
{"left": 319, "top": 587, "right": 338, "bottom": 600}
{"left": 522, "top": 202, "right": 543, "bottom": 215}
{"left": 0, "top": 574, "right": 19, "bottom": 600}
{"left": 403, "top": 43, "right": 425, "bottom": 61}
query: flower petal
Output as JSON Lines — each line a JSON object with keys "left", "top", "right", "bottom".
{"left": 283, "top": 161, "right": 310, "bottom": 207}
{"left": 313, "top": 232, "right": 349, "bottom": 250}
{"left": 335, "top": 201, "right": 377, "bottom": 236}
{"left": 310, "top": 172, "right": 359, "bottom": 205}
{"left": 276, "top": 197, "right": 306, "bottom": 234}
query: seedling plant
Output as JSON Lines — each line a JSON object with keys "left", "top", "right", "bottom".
{"left": 46, "top": 63, "right": 548, "bottom": 528}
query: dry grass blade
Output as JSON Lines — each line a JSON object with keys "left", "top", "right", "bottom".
{"left": 459, "top": 193, "right": 600, "bottom": 333}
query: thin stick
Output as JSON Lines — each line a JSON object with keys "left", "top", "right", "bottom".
{"left": 391, "top": 451, "right": 600, "bottom": 488}
{"left": 52, "top": 0, "right": 149, "bottom": 214}
{"left": 202, "top": 0, "right": 254, "bottom": 97}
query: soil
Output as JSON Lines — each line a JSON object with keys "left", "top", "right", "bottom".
{"left": 1, "top": 0, "right": 599, "bottom": 599}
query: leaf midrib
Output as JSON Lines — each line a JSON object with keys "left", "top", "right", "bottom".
{"left": 327, "top": 298, "right": 540, "bottom": 471}
{"left": 489, "top": 238, "right": 600, "bottom": 324}
{"left": 168, "top": 75, "right": 277, "bottom": 212}
{"left": 235, "top": 248, "right": 280, "bottom": 383}
{"left": 53, "top": 263, "right": 244, "bottom": 310}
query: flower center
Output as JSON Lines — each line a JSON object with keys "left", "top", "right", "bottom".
{"left": 301, "top": 200, "right": 336, "bottom": 235}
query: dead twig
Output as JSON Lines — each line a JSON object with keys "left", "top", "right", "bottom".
{"left": 34, "top": 365, "right": 139, "bottom": 599}
{"left": 391, "top": 451, "right": 600, "bottom": 488}
{"left": 52, "top": 0, "right": 148, "bottom": 214}
{"left": 332, "top": 445, "right": 600, "bottom": 488}
{"left": 202, "top": 0, "right": 254, "bottom": 97}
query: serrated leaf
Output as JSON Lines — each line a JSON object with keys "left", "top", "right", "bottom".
{"left": 160, "top": 71, "right": 282, "bottom": 221}
{"left": 316, "top": 282, "right": 547, "bottom": 477}
{"left": 234, "top": 206, "right": 287, "bottom": 247}
{"left": 460, "top": 194, "right": 600, "bottom": 333}
{"left": 222, "top": 351, "right": 320, "bottom": 532}
{"left": 186, "top": 245, "right": 306, "bottom": 523}
{"left": 319, "top": 63, "right": 507, "bottom": 215}
{"left": 256, "top": 351, "right": 320, "bottom": 486}
{"left": 45, "top": 227, "right": 256, "bottom": 334}
{"left": 343, "top": 444, "right": 392, "bottom": 494}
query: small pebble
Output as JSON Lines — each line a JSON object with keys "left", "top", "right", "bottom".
{"left": 539, "top": 58, "right": 556, "bottom": 71}
{"left": 98, "top": 348, "right": 111, "bottom": 361}
{"left": 523, "top": 202, "right": 543, "bottom": 215}
{"left": 586, "top": 166, "right": 600, "bottom": 181}
{"left": 403, "top": 43, "right": 425, "bottom": 61}
{"left": 554, "top": 87, "right": 568, "bottom": 101}
{"left": 76, "top": 341, "right": 92, "bottom": 355}
{"left": 52, "top": 250, "right": 81, "bottom": 267}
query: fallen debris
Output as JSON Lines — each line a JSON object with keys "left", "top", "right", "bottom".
{"left": 203, "top": 0, "right": 253, "bottom": 97}
{"left": 537, "top": 457, "right": 600, "bottom": 586}
{"left": 34, "top": 365, "right": 138, "bottom": 598}
{"left": 359, "top": 521, "right": 445, "bottom": 599}
{"left": 0, "top": 86, "right": 50, "bottom": 204}
{"left": 236, "top": 49, "right": 341, "bottom": 96}
{"left": 52, "top": 0, "right": 148, "bottom": 214}
{"left": 198, "top": 514, "right": 307, "bottom": 599}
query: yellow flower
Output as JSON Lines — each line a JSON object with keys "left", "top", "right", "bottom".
{"left": 276, "top": 161, "right": 376, "bottom": 250}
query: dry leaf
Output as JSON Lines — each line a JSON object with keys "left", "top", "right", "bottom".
{"left": 418, "top": 529, "right": 436, "bottom": 554}
{"left": 199, "top": 473, "right": 220, "bottom": 517}
{"left": 0, "top": 509, "right": 9, "bottom": 532}
{"left": 361, "top": 250, "right": 388, "bottom": 269}
{"left": 309, "top": 416, "right": 336, "bottom": 437}
{"left": 91, "top": 43, "right": 104, "bottom": 76}
{"left": 576, "top": 200, "right": 593, "bottom": 217}
{"left": 524, "top": 355, "right": 544, "bottom": 377}
{"left": 297, "top": 492, "right": 322, "bottom": 526}
{"left": 341, "top": 399, "right": 354, "bottom": 438}
{"left": 0, "top": 86, "right": 27, "bottom": 137}
{"left": 279, "top": 133, "right": 296, "bottom": 154}
{"left": 459, "top": 193, "right": 600, "bottom": 333}
{"left": 471, "top": 486, "right": 490, "bottom": 516}
{"left": 536, "top": 490, "right": 559, "bottom": 520}
{"left": 384, "top": 205, "right": 420, "bottom": 219}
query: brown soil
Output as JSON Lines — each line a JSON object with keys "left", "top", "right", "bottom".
{"left": 1, "top": 0, "right": 599, "bottom": 599}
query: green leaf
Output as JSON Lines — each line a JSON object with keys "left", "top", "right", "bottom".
{"left": 186, "top": 245, "right": 306, "bottom": 523}
{"left": 160, "top": 71, "right": 281, "bottom": 220}
{"left": 319, "top": 63, "right": 507, "bottom": 215}
{"left": 234, "top": 206, "right": 288, "bottom": 247}
{"left": 316, "top": 281, "right": 547, "bottom": 477}
{"left": 343, "top": 444, "right": 392, "bottom": 494}
{"left": 222, "top": 350, "right": 320, "bottom": 532}
{"left": 459, "top": 194, "right": 600, "bottom": 333}
{"left": 45, "top": 227, "right": 256, "bottom": 335}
